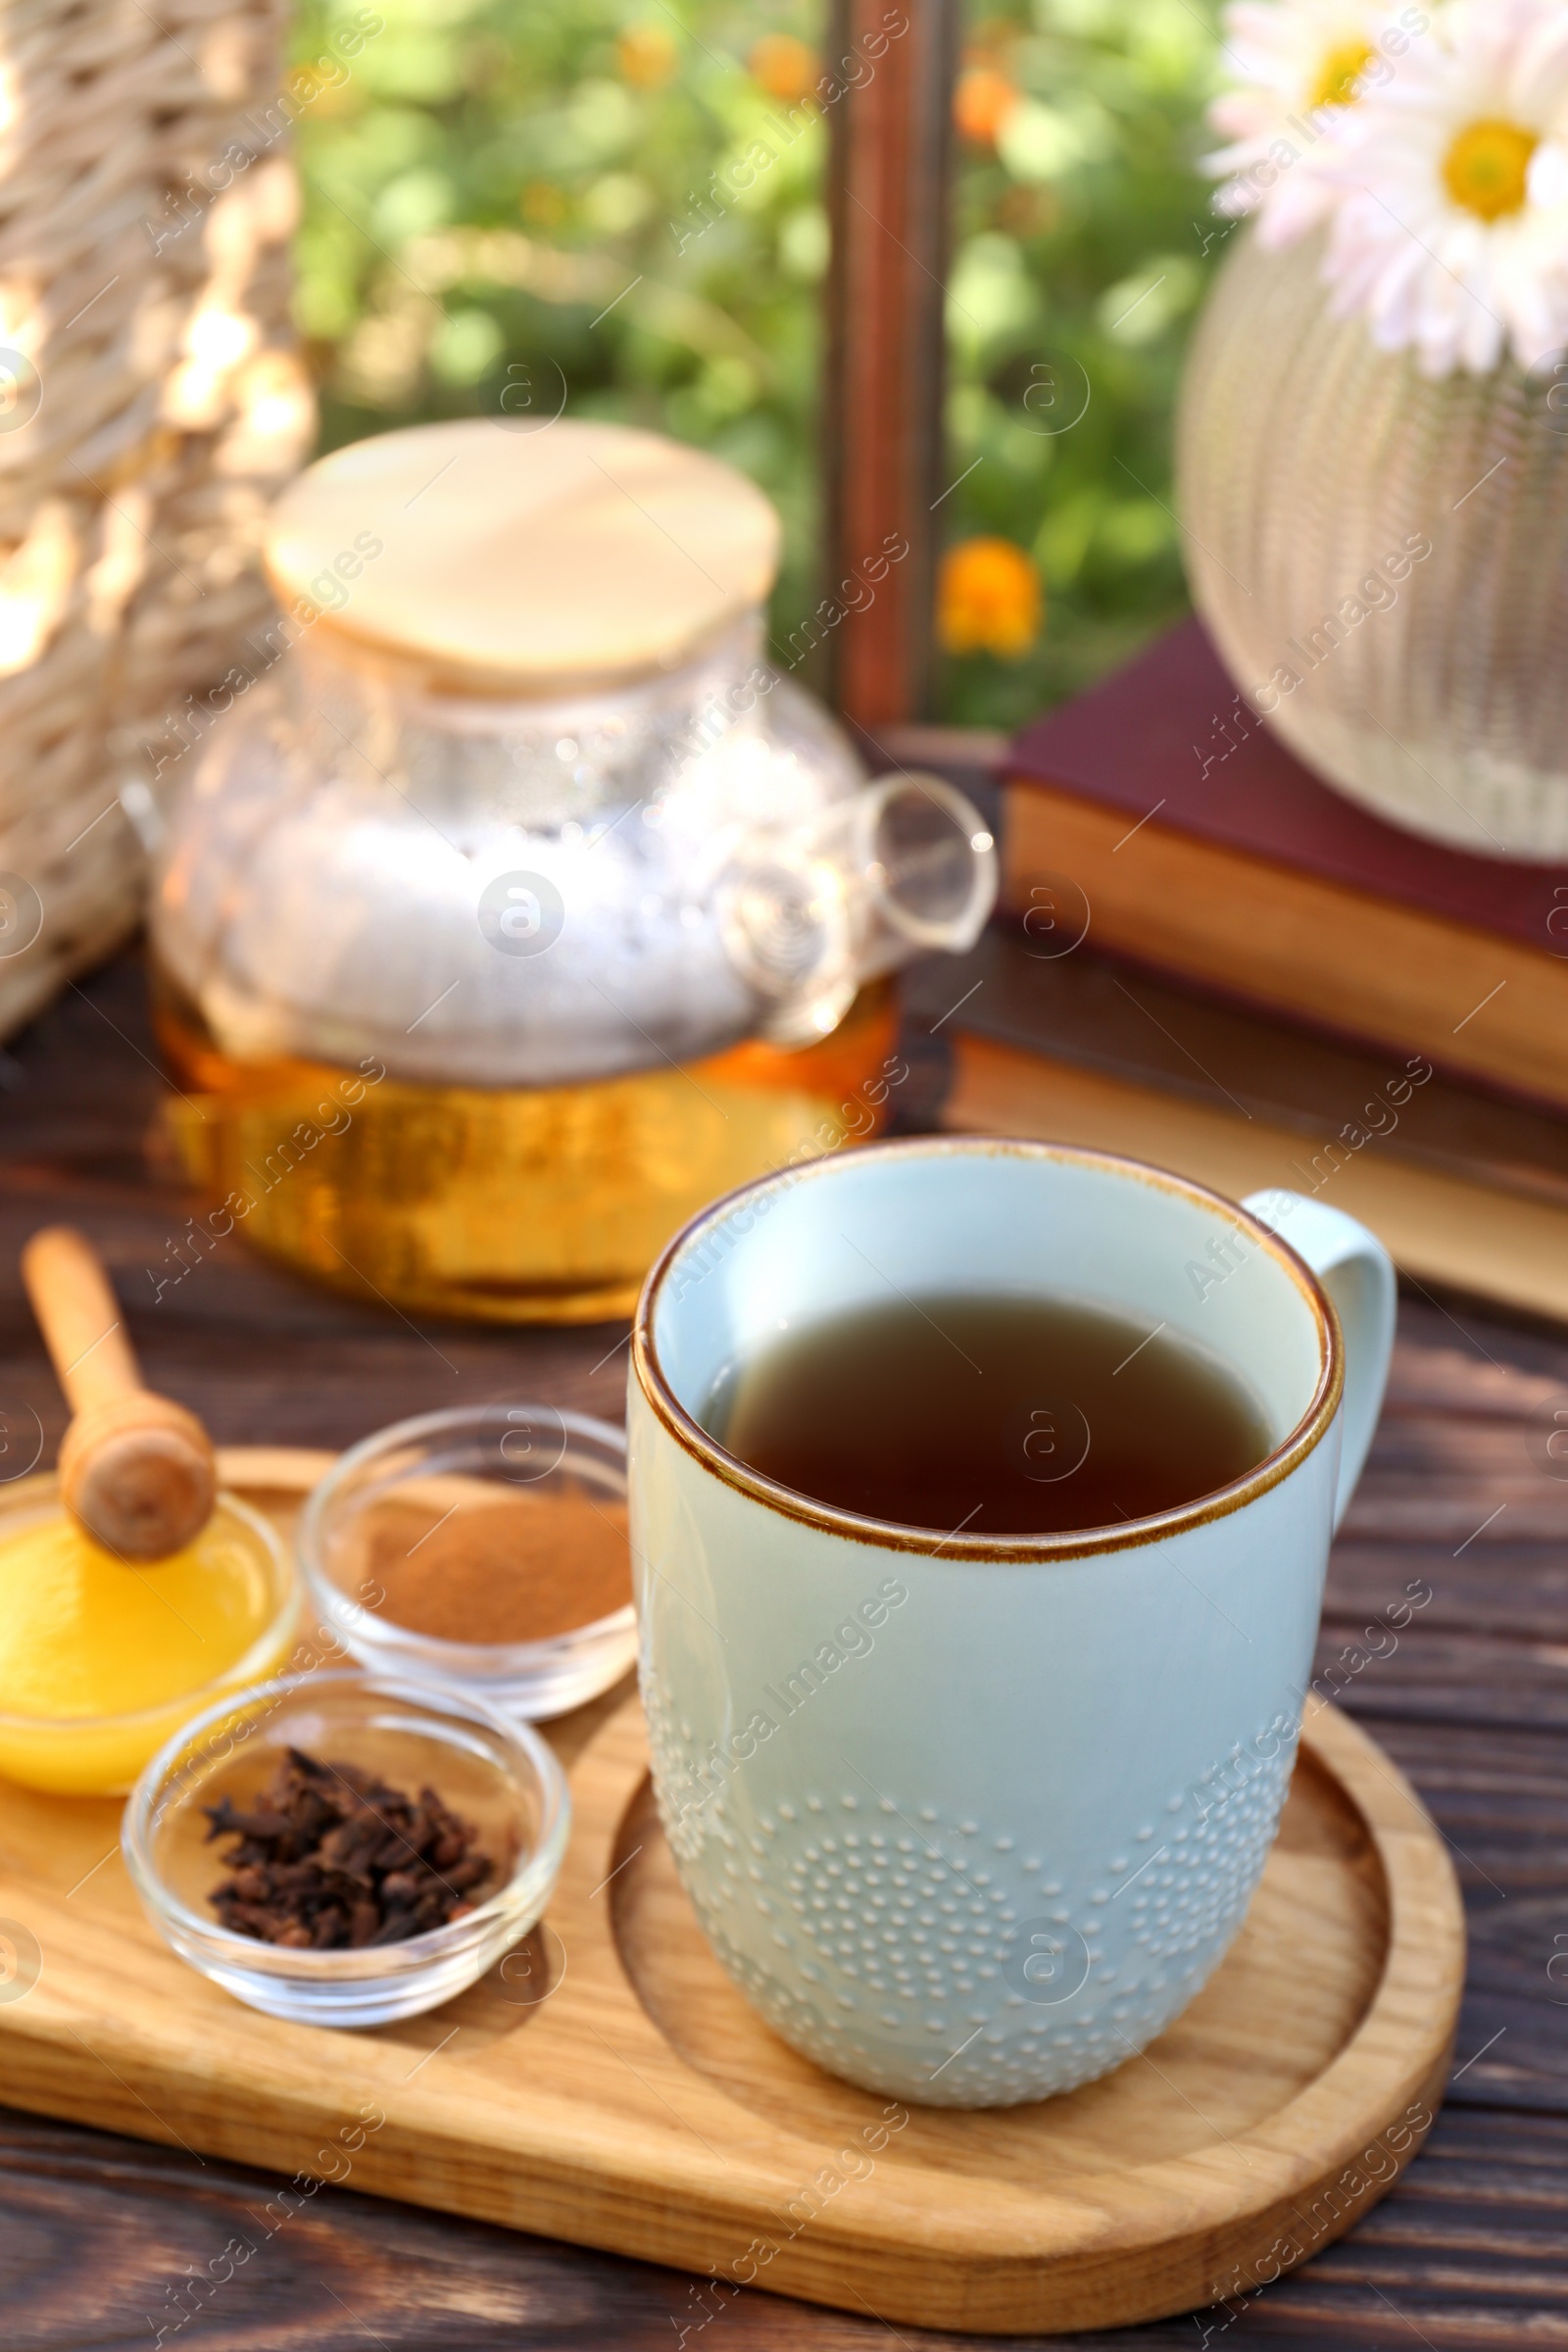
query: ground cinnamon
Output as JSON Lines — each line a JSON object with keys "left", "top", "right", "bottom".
{"left": 358, "top": 1488, "right": 632, "bottom": 1644}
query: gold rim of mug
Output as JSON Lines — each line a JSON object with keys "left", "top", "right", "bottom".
{"left": 631, "top": 1136, "right": 1345, "bottom": 1562}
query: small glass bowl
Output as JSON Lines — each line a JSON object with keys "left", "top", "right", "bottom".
{"left": 122, "top": 1670, "right": 569, "bottom": 2027}
{"left": 297, "top": 1405, "right": 637, "bottom": 1720}
{"left": 0, "top": 1477, "right": 299, "bottom": 1797}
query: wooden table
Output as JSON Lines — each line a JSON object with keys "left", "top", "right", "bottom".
{"left": 3, "top": 953, "right": 1566, "bottom": 2349}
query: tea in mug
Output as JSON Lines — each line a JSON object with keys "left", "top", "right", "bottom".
{"left": 702, "top": 1292, "right": 1270, "bottom": 1537}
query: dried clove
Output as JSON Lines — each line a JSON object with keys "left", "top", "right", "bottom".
{"left": 204, "top": 1745, "right": 494, "bottom": 1949}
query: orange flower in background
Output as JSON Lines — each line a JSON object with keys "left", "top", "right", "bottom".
{"left": 749, "top": 33, "right": 819, "bottom": 105}
{"left": 616, "top": 23, "right": 679, "bottom": 89}
{"left": 939, "top": 538, "right": 1042, "bottom": 660}
{"left": 520, "top": 180, "right": 566, "bottom": 227}
{"left": 955, "top": 64, "right": 1019, "bottom": 148}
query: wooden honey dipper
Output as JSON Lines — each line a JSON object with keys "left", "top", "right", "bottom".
{"left": 21, "top": 1225, "right": 218, "bottom": 1561}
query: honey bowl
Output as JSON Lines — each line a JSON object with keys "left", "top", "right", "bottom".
{"left": 0, "top": 1473, "right": 299, "bottom": 1796}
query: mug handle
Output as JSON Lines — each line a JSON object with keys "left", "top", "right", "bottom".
{"left": 1243, "top": 1190, "right": 1396, "bottom": 1530}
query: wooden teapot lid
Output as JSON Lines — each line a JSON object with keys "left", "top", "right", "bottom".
{"left": 264, "top": 419, "right": 781, "bottom": 697}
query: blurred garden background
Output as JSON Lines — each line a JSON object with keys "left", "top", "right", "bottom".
{"left": 289, "top": 0, "right": 1224, "bottom": 731}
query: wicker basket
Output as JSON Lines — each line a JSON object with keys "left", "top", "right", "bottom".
{"left": 0, "top": 0, "right": 313, "bottom": 1038}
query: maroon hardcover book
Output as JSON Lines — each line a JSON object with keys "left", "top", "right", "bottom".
{"left": 1007, "top": 617, "right": 1568, "bottom": 953}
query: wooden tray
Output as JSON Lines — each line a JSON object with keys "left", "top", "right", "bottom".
{"left": 0, "top": 1450, "right": 1466, "bottom": 2336}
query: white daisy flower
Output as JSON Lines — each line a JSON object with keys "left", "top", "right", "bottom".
{"left": 1320, "top": 0, "right": 1568, "bottom": 374}
{"left": 1204, "top": 0, "right": 1426, "bottom": 245}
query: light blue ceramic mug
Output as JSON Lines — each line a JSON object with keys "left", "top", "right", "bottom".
{"left": 627, "top": 1138, "right": 1395, "bottom": 2108}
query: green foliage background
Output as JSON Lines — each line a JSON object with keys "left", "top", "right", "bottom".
{"left": 288, "top": 0, "right": 1223, "bottom": 728}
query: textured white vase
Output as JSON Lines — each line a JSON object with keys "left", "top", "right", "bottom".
{"left": 1176, "top": 224, "right": 1568, "bottom": 860}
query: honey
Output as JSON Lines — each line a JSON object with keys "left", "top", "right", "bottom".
{"left": 152, "top": 968, "right": 905, "bottom": 1324}
{"left": 0, "top": 1498, "right": 294, "bottom": 1795}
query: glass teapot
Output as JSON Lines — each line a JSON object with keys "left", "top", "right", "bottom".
{"left": 148, "top": 420, "right": 996, "bottom": 1322}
